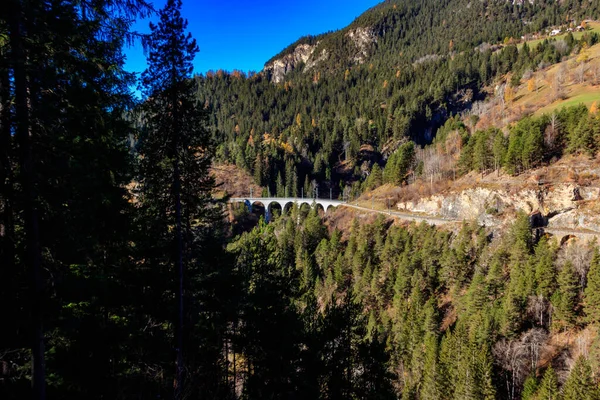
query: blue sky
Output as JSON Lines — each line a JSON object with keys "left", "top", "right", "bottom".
{"left": 124, "top": 0, "right": 381, "bottom": 76}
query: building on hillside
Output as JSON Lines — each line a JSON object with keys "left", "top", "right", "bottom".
{"left": 550, "top": 29, "right": 561, "bottom": 36}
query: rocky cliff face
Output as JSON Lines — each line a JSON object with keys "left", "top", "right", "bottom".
{"left": 264, "top": 43, "right": 318, "bottom": 84}
{"left": 397, "top": 183, "right": 600, "bottom": 231}
{"left": 345, "top": 27, "right": 377, "bottom": 64}
{"left": 263, "top": 26, "right": 377, "bottom": 83}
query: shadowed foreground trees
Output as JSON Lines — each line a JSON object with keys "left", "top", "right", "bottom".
{"left": 138, "top": 0, "right": 222, "bottom": 397}
{"left": 1, "top": 0, "right": 150, "bottom": 398}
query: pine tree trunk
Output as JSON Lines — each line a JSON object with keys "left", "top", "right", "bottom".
{"left": 233, "top": 322, "right": 237, "bottom": 394}
{"left": 173, "top": 80, "right": 185, "bottom": 400}
{"left": 0, "top": 45, "right": 15, "bottom": 287}
{"left": 174, "top": 152, "right": 184, "bottom": 399}
{"left": 8, "top": 3, "right": 46, "bottom": 398}
{"left": 0, "top": 39, "right": 17, "bottom": 363}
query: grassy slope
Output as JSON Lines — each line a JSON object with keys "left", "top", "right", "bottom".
{"left": 535, "top": 88, "right": 600, "bottom": 115}
{"left": 525, "top": 37, "right": 600, "bottom": 116}
{"left": 518, "top": 21, "right": 600, "bottom": 49}
{"left": 474, "top": 30, "right": 600, "bottom": 130}
{"left": 520, "top": 23, "right": 600, "bottom": 116}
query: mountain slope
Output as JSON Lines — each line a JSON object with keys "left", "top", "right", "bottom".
{"left": 196, "top": 0, "right": 600, "bottom": 201}
{"left": 264, "top": 0, "right": 600, "bottom": 82}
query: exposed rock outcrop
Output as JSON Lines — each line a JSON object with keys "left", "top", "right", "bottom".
{"left": 305, "top": 48, "right": 329, "bottom": 71}
{"left": 264, "top": 26, "right": 377, "bottom": 83}
{"left": 264, "top": 43, "right": 317, "bottom": 84}
{"left": 396, "top": 183, "right": 600, "bottom": 230}
{"left": 345, "top": 27, "right": 377, "bottom": 64}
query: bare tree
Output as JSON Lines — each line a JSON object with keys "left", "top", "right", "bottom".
{"left": 494, "top": 329, "right": 548, "bottom": 400}
{"left": 527, "top": 294, "right": 550, "bottom": 327}
{"left": 552, "top": 64, "right": 567, "bottom": 101}
{"left": 343, "top": 140, "right": 351, "bottom": 161}
{"left": 576, "top": 61, "right": 587, "bottom": 84}
{"left": 494, "top": 338, "right": 529, "bottom": 400}
{"left": 418, "top": 146, "right": 444, "bottom": 193}
{"left": 497, "top": 83, "right": 507, "bottom": 108}
{"left": 544, "top": 113, "right": 561, "bottom": 150}
{"left": 536, "top": 69, "right": 547, "bottom": 93}
{"left": 342, "top": 184, "right": 353, "bottom": 202}
{"left": 521, "top": 328, "right": 548, "bottom": 372}
{"left": 552, "top": 40, "right": 569, "bottom": 55}
{"left": 577, "top": 330, "right": 591, "bottom": 359}
{"left": 445, "top": 130, "right": 462, "bottom": 180}
{"left": 557, "top": 241, "right": 592, "bottom": 291}
{"left": 360, "top": 161, "right": 371, "bottom": 179}
{"left": 310, "top": 179, "right": 318, "bottom": 198}
{"left": 592, "top": 62, "right": 600, "bottom": 85}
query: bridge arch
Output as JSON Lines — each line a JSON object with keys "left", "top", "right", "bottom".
{"left": 245, "top": 200, "right": 265, "bottom": 219}
{"left": 326, "top": 203, "right": 337, "bottom": 213}
{"left": 250, "top": 199, "right": 266, "bottom": 209}
{"left": 314, "top": 203, "right": 325, "bottom": 215}
{"left": 282, "top": 201, "right": 295, "bottom": 215}
{"left": 560, "top": 234, "right": 578, "bottom": 246}
{"left": 267, "top": 201, "right": 283, "bottom": 220}
{"left": 298, "top": 201, "right": 313, "bottom": 214}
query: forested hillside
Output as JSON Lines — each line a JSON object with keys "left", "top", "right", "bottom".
{"left": 197, "top": 0, "right": 600, "bottom": 198}
{"left": 4, "top": 0, "right": 600, "bottom": 399}
{"left": 226, "top": 204, "right": 600, "bottom": 400}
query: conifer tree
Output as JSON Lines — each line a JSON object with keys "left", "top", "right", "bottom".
{"left": 584, "top": 248, "right": 600, "bottom": 324}
{"left": 3, "top": 1, "right": 149, "bottom": 397}
{"left": 521, "top": 375, "right": 538, "bottom": 400}
{"left": 276, "top": 171, "right": 285, "bottom": 197}
{"left": 228, "top": 221, "right": 303, "bottom": 399}
{"left": 466, "top": 271, "right": 487, "bottom": 315}
{"left": 535, "top": 237, "right": 557, "bottom": 299}
{"left": 420, "top": 334, "right": 441, "bottom": 400}
{"left": 492, "top": 130, "right": 507, "bottom": 174}
{"left": 551, "top": 261, "right": 579, "bottom": 331}
{"left": 537, "top": 366, "right": 559, "bottom": 400}
{"left": 476, "top": 345, "right": 496, "bottom": 400}
{"left": 139, "top": 0, "right": 220, "bottom": 397}
{"left": 562, "top": 356, "right": 598, "bottom": 400}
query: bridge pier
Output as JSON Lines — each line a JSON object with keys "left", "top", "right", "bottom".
{"left": 244, "top": 199, "right": 253, "bottom": 213}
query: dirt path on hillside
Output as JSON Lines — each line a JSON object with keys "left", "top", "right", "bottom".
{"left": 340, "top": 203, "right": 453, "bottom": 226}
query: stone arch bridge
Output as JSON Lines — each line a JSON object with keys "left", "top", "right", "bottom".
{"left": 229, "top": 197, "right": 345, "bottom": 222}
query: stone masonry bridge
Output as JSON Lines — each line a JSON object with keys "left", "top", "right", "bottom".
{"left": 229, "top": 197, "right": 345, "bottom": 222}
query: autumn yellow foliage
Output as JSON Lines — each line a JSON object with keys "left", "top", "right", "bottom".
{"left": 504, "top": 85, "right": 515, "bottom": 104}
